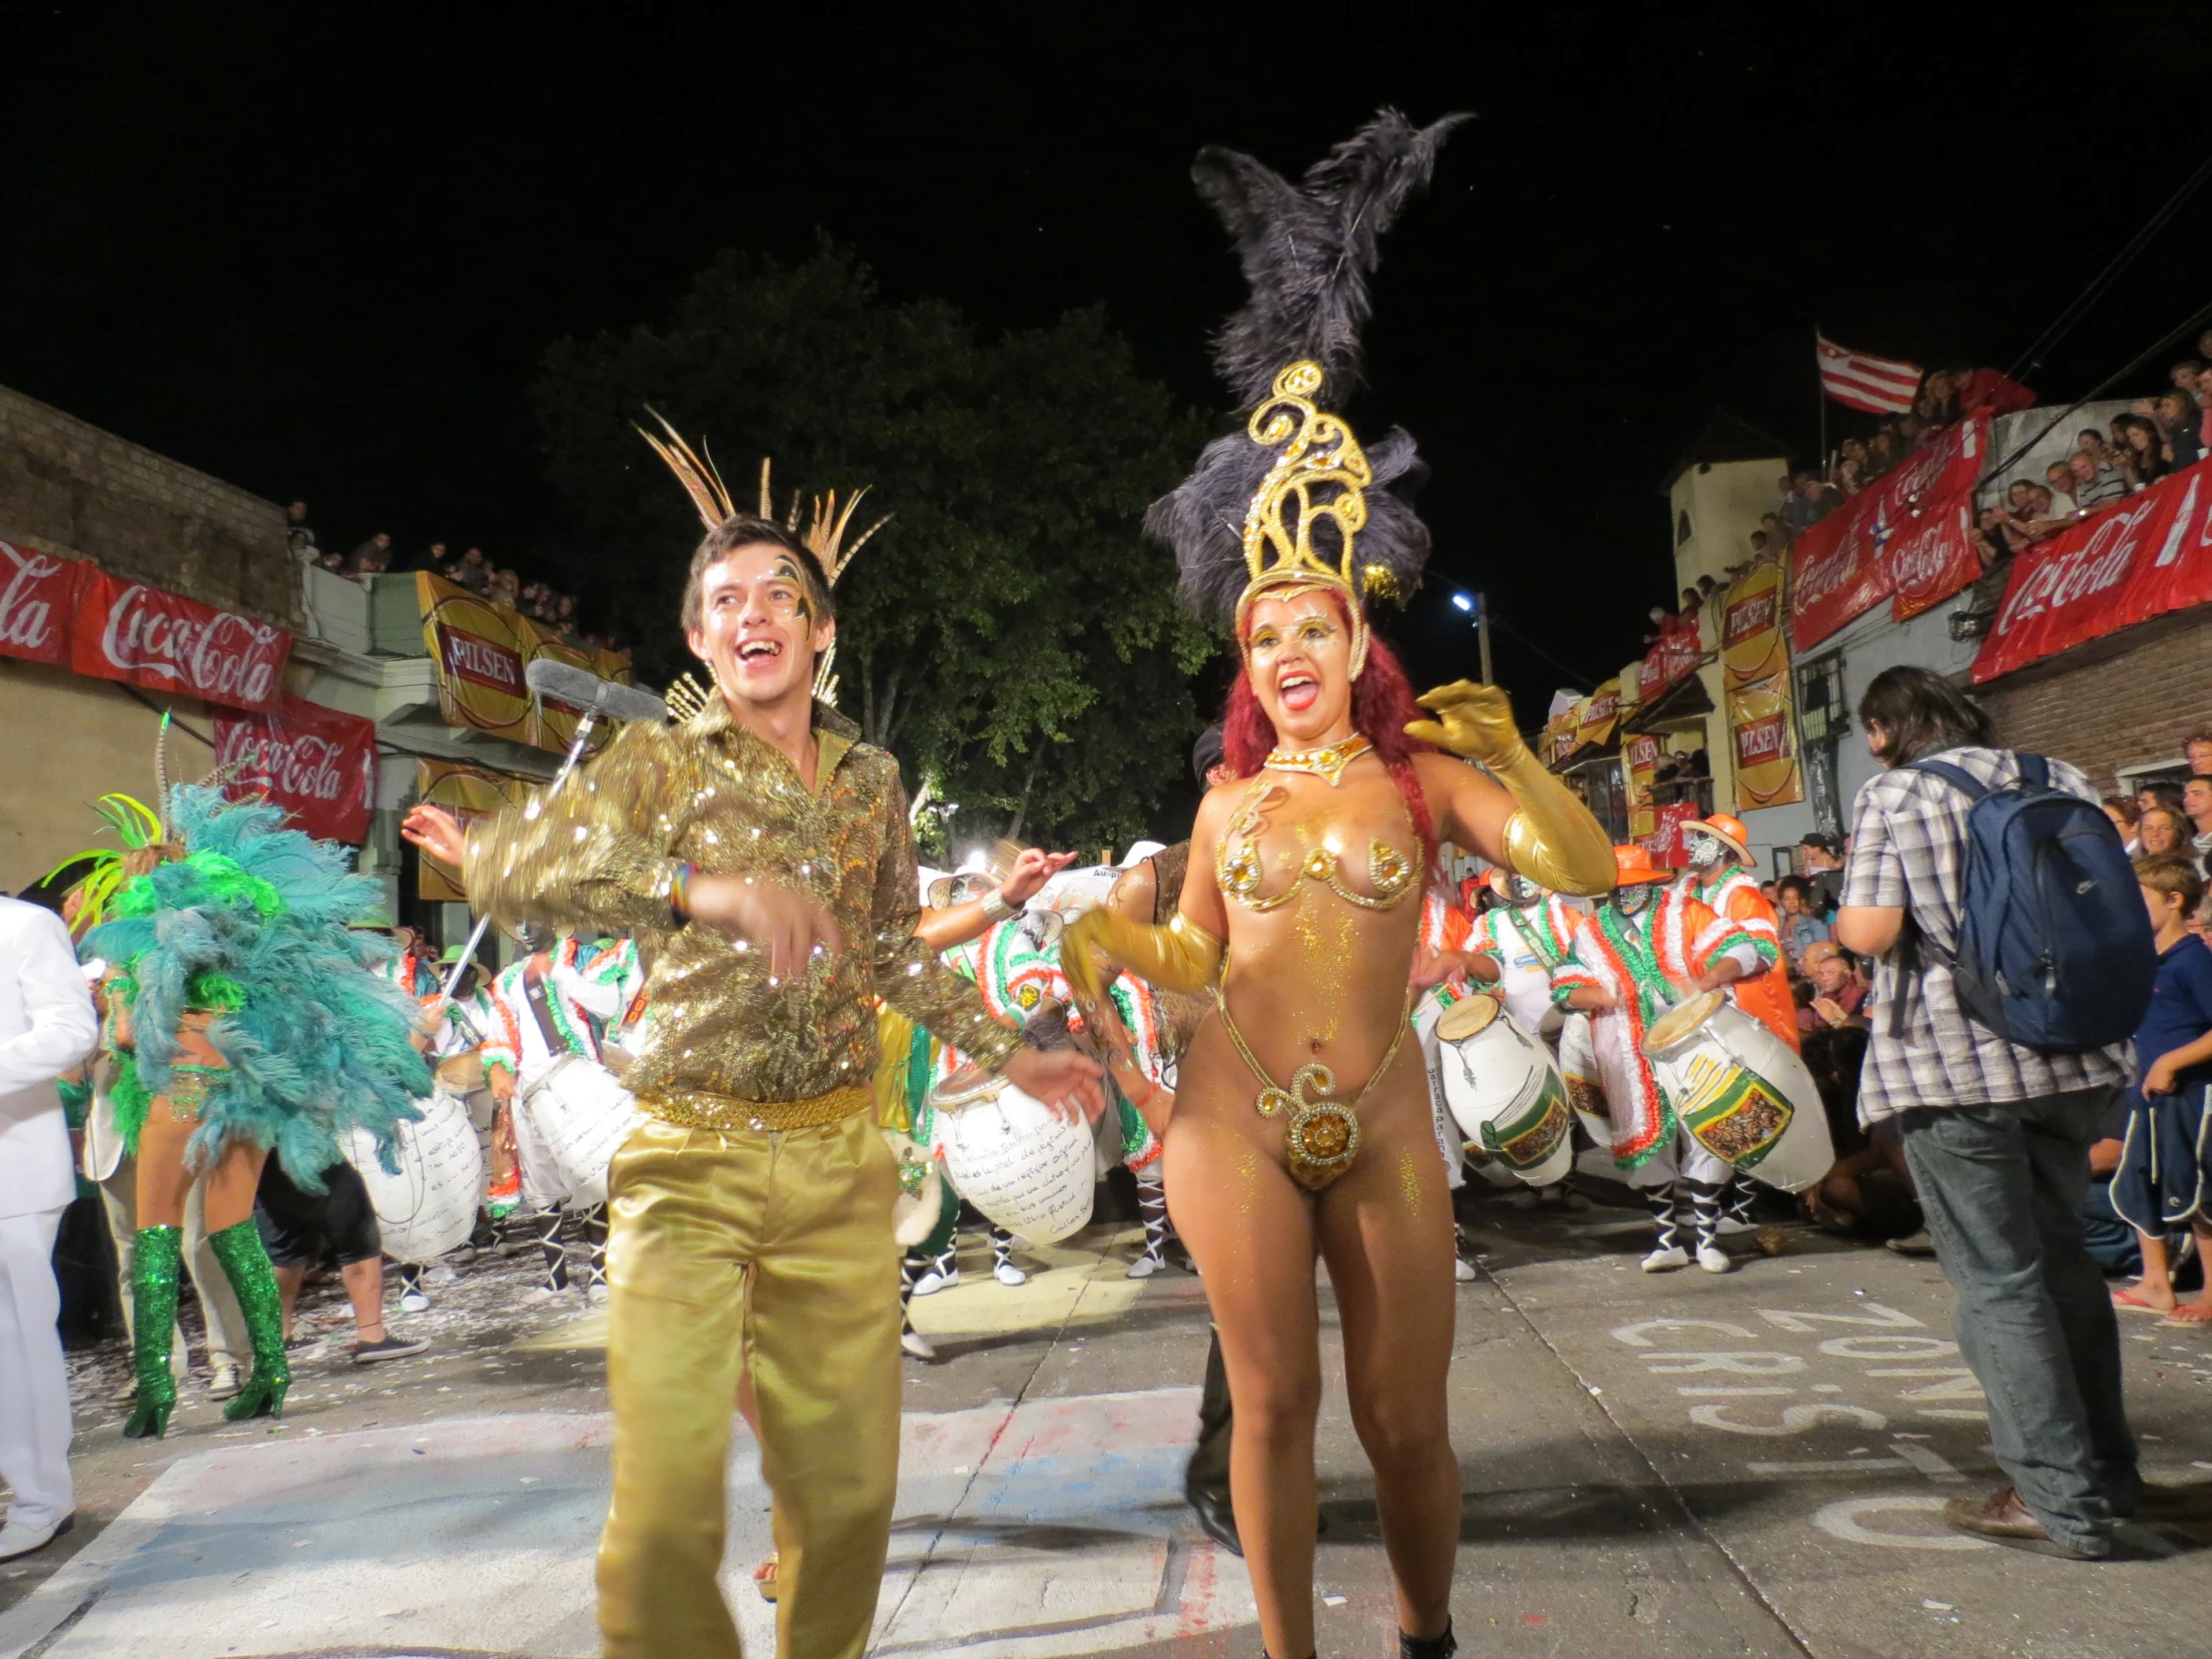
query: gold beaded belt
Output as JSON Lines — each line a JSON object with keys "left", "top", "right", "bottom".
{"left": 636, "top": 1082, "right": 875, "bottom": 1134}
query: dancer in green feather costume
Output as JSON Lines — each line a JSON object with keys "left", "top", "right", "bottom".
{"left": 67, "top": 777, "right": 430, "bottom": 1436}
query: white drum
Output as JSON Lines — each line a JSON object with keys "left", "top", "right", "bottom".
{"left": 1431, "top": 994, "right": 1574, "bottom": 1187}
{"left": 522, "top": 1054, "right": 646, "bottom": 1211}
{"left": 1034, "top": 862, "right": 1124, "bottom": 918}
{"left": 1642, "top": 991, "right": 1834, "bottom": 1193}
{"left": 341, "top": 1088, "right": 484, "bottom": 1265}
{"left": 929, "top": 1066, "right": 1095, "bottom": 1244}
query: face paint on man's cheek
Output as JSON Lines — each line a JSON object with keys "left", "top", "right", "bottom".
{"left": 1612, "top": 882, "right": 1655, "bottom": 917}
{"left": 1688, "top": 836, "right": 1724, "bottom": 869}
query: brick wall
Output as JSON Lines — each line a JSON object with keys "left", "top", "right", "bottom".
{"left": 1977, "top": 614, "right": 2212, "bottom": 791}
{"left": 0, "top": 382, "right": 300, "bottom": 627}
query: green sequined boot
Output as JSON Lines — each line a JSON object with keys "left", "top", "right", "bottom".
{"left": 207, "top": 1219, "right": 290, "bottom": 1421}
{"left": 123, "top": 1225, "right": 183, "bottom": 1439}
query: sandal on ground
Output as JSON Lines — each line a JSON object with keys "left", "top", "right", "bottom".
{"left": 2112, "top": 1286, "right": 2172, "bottom": 1313}
{"left": 754, "top": 1551, "right": 779, "bottom": 1602}
{"left": 2158, "top": 1301, "right": 2212, "bottom": 1325}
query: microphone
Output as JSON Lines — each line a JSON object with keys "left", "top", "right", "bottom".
{"left": 523, "top": 658, "right": 669, "bottom": 726}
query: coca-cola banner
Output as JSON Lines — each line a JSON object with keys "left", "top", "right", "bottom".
{"left": 71, "top": 567, "right": 290, "bottom": 711}
{"left": 1887, "top": 498, "right": 1984, "bottom": 624}
{"left": 0, "top": 539, "right": 85, "bottom": 668}
{"left": 1635, "top": 624, "right": 1701, "bottom": 704}
{"left": 213, "top": 694, "right": 378, "bottom": 843}
{"left": 1973, "top": 456, "right": 2212, "bottom": 684}
{"left": 1791, "top": 412, "right": 1989, "bottom": 650}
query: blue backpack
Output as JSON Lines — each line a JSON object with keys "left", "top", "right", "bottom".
{"left": 1903, "top": 754, "right": 2156, "bottom": 1052}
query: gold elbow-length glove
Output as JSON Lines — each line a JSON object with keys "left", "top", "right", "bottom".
{"left": 1059, "top": 908, "right": 1224, "bottom": 1029}
{"left": 1405, "top": 680, "right": 1616, "bottom": 897}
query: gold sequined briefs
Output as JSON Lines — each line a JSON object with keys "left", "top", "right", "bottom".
{"left": 463, "top": 698, "right": 1018, "bottom": 1107}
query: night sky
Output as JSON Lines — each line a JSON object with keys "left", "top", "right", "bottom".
{"left": 9, "top": 12, "right": 2211, "bottom": 715}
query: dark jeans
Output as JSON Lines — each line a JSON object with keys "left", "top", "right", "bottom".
{"left": 1898, "top": 1086, "right": 2138, "bottom": 1551}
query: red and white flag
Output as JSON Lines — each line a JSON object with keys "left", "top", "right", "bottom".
{"left": 1818, "top": 334, "right": 1923, "bottom": 414}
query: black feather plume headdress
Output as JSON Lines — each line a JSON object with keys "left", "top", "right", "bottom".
{"left": 1144, "top": 109, "right": 1465, "bottom": 666}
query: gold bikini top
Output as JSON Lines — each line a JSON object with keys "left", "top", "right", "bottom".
{"left": 1215, "top": 772, "right": 1418, "bottom": 914}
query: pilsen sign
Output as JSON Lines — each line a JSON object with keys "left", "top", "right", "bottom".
{"left": 0, "top": 541, "right": 292, "bottom": 712}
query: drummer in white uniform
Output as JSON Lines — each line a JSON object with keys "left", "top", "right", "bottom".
{"left": 1462, "top": 869, "right": 1591, "bottom": 1212}
{"left": 393, "top": 947, "right": 502, "bottom": 1313}
{"left": 1551, "top": 845, "right": 1765, "bottom": 1274}
{"left": 483, "top": 929, "right": 633, "bottom": 1303}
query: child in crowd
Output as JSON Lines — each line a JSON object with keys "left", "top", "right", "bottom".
{"left": 2111, "top": 854, "right": 2212, "bottom": 1321}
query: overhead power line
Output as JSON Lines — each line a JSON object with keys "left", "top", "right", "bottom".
{"left": 2006, "top": 150, "right": 2212, "bottom": 384}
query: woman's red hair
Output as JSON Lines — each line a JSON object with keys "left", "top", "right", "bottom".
{"left": 1222, "top": 589, "right": 1438, "bottom": 869}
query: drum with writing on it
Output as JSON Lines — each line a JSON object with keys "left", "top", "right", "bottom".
{"left": 1642, "top": 990, "right": 1833, "bottom": 1193}
{"left": 929, "top": 1067, "right": 1095, "bottom": 1244}
{"left": 523, "top": 1055, "right": 646, "bottom": 1211}
{"left": 340, "top": 1088, "right": 483, "bottom": 1265}
{"left": 1432, "top": 993, "right": 1574, "bottom": 1187}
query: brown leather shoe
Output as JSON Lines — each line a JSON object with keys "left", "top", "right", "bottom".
{"left": 1942, "top": 1486, "right": 2107, "bottom": 1557}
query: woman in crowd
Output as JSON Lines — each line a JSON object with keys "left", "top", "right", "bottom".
{"left": 1775, "top": 875, "right": 1831, "bottom": 964}
{"left": 2114, "top": 413, "right": 2170, "bottom": 490}
{"left": 2140, "top": 806, "right": 2189, "bottom": 859}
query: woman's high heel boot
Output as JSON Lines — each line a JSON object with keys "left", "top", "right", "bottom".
{"left": 122, "top": 1226, "right": 184, "bottom": 1439}
{"left": 207, "top": 1219, "right": 290, "bottom": 1421}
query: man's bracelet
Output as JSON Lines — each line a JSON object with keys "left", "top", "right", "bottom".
{"left": 979, "top": 887, "right": 1017, "bottom": 925}
{"left": 670, "top": 861, "right": 697, "bottom": 923}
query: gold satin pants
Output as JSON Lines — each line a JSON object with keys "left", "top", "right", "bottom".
{"left": 597, "top": 1110, "right": 901, "bottom": 1659}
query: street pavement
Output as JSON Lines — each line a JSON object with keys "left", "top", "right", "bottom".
{"left": 4, "top": 1181, "right": 2210, "bottom": 1659}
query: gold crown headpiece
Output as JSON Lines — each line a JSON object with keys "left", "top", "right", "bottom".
{"left": 1236, "top": 360, "right": 1402, "bottom": 678}
{"left": 638, "top": 410, "right": 889, "bottom": 705}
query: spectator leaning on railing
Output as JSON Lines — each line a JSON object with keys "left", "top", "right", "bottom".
{"left": 1834, "top": 665, "right": 2139, "bottom": 1559}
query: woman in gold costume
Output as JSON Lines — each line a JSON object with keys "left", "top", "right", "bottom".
{"left": 1062, "top": 114, "right": 1613, "bottom": 1659}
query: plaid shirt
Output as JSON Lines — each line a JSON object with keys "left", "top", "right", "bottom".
{"left": 1842, "top": 746, "right": 2129, "bottom": 1120}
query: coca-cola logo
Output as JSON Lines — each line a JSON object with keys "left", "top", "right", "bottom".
{"left": 1992, "top": 498, "right": 2158, "bottom": 637}
{"left": 1724, "top": 590, "right": 1776, "bottom": 646}
{"left": 217, "top": 729, "right": 359, "bottom": 804}
{"left": 0, "top": 543, "right": 66, "bottom": 654}
{"left": 99, "top": 583, "right": 280, "bottom": 704}
{"left": 441, "top": 628, "right": 521, "bottom": 692}
{"left": 1737, "top": 712, "right": 1788, "bottom": 765}
{"left": 1890, "top": 510, "right": 1964, "bottom": 596}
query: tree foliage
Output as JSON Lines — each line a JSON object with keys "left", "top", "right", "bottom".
{"left": 529, "top": 241, "right": 1218, "bottom": 851}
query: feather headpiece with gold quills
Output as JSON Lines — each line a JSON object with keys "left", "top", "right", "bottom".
{"left": 639, "top": 409, "right": 888, "bottom": 707}
{"left": 1143, "top": 110, "right": 1462, "bottom": 676}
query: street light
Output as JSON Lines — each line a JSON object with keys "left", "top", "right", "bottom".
{"left": 1448, "top": 591, "right": 1493, "bottom": 684}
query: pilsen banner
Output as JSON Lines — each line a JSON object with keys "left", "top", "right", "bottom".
{"left": 1625, "top": 732, "right": 1660, "bottom": 842}
{"left": 1790, "top": 411, "right": 1989, "bottom": 650}
{"left": 413, "top": 759, "right": 537, "bottom": 901}
{"left": 1718, "top": 557, "right": 1804, "bottom": 813}
{"left": 213, "top": 694, "right": 378, "bottom": 843}
{"left": 416, "top": 573, "right": 633, "bottom": 754}
{"left": 1973, "top": 456, "right": 2212, "bottom": 683}
{"left": 0, "top": 542, "right": 292, "bottom": 711}
{"left": 1574, "top": 678, "right": 1622, "bottom": 750}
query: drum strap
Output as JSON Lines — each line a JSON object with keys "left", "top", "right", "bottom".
{"left": 522, "top": 963, "right": 571, "bottom": 1058}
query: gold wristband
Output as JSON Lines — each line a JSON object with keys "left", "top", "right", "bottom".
{"left": 1489, "top": 744, "right": 1616, "bottom": 897}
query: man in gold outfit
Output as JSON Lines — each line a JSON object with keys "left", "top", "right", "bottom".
{"left": 403, "top": 512, "right": 1101, "bottom": 1659}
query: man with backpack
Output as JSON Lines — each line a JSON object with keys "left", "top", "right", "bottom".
{"left": 1836, "top": 666, "right": 2153, "bottom": 1559}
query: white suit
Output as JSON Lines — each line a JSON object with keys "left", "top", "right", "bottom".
{"left": 0, "top": 897, "right": 100, "bottom": 1533}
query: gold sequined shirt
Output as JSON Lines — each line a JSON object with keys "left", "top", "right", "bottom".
{"left": 463, "top": 698, "right": 1017, "bottom": 1112}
